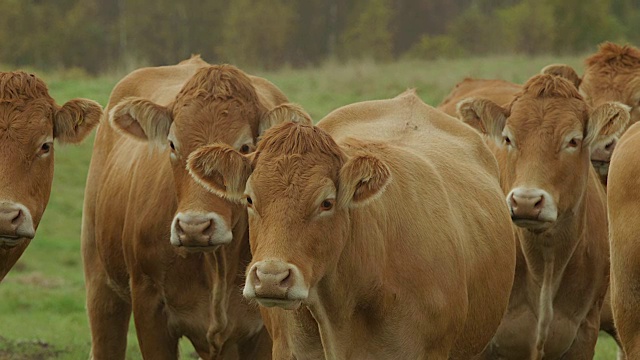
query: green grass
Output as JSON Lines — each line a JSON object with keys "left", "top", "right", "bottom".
{"left": 0, "top": 55, "right": 619, "bottom": 359}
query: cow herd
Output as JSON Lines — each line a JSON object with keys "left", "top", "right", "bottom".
{"left": 0, "top": 42, "right": 639, "bottom": 359}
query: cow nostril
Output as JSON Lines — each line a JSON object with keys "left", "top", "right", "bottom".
{"left": 605, "top": 140, "right": 615, "bottom": 152}
{"left": 534, "top": 197, "right": 544, "bottom": 209}
{"left": 11, "top": 210, "right": 23, "bottom": 225}
{"left": 202, "top": 220, "right": 213, "bottom": 237}
{"left": 280, "top": 270, "right": 291, "bottom": 288}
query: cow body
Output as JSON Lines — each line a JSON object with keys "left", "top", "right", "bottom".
{"left": 458, "top": 75, "right": 626, "bottom": 359}
{"left": 82, "top": 56, "right": 286, "bottom": 359}
{"left": 0, "top": 71, "right": 101, "bottom": 280}
{"left": 188, "top": 91, "right": 516, "bottom": 359}
{"left": 609, "top": 121, "right": 640, "bottom": 358}
{"left": 437, "top": 78, "right": 521, "bottom": 117}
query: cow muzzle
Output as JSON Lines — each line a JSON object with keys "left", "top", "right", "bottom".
{"left": 0, "top": 202, "right": 35, "bottom": 248}
{"left": 591, "top": 138, "right": 616, "bottom": 180}
{"left": 507, "top": 188, "right": 558, "bottom": 230}
{"left": 170, "top": 212, "right": 232, "bottom": 251}
{"left": 244, "top": 260, "right": 309, "bottom": 310}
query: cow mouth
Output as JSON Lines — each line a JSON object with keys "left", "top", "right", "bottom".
{"left": 254, "top": 297, "right": 302, "bottom": 310}
{"left": 0, "top": 235, "right": 26, "bottom": 248}
{"left": 591, "top": 160, "right": 609, "bottom": 177}
{"left": 511, "top": 218, "right": 554, "bottom": 231}
{"left": 179, "top": 243, "right": 220, "bottom": 253}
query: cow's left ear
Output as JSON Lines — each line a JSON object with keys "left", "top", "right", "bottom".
{"left": 338, "top": 153, "right": 391, "bottom": 208}
{"left": 258, "top": 103, "right": 313, "bottom": 136}
{"left": 540, "top": 64, "right": 582, "bottom": 89}
{"left": 53, "top": 99, "right": 103, "bottom": 143}
{"left": 187, "top": 143, "right": 253, "bottom": 202}
{"left": 586, "top": 102, "right": 631, "bottom": 149}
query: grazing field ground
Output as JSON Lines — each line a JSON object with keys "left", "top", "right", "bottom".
{"left": 0, "top": 56, "right": 619, "bottom": 359}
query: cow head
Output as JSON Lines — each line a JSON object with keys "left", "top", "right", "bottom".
{"left": 187, "top": 112, "right": 389, "bottom": 310}
{"left": 541, "top": 43, "right": 640, "bottom": 183}
{"left": 458, "top": 74, "right": 629, "bottom": 232}
{"left": 0, "top": 71, "right": 101, "bottom": 248}
{"left": 110, "top": 65, "right": 291, "bottom": 251}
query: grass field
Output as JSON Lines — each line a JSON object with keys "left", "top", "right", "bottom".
{"left": 0, "top": 56, "right": 620, "bottom": 359}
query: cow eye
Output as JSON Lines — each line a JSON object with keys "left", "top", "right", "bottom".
{"left": 38, "top": 142, "right": 53, "bottom": 156}
{"left": 239, "top": 144, "right": 252, "bottom": 154}
{"left": 169, "top": 141, "right": 176, "bottom": 151}
{"left": 245, "top": 195, "right": 253, "bottom": 207}
{"left": 568, "top": 138, "right": 580, "bottom": 148}
{"left": 320, "top": 199, "right": 335, "bottom": 211}
{"left": 503, "top": 136, "right": 512, "bottom": 146}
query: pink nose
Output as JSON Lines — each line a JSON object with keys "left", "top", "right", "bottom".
{"left": 250, "top": 262, "right": 293, "bottom": 299}
{"left": 0, "top": 202, "right": 35, "bottom": 241}
{"left": 174, "top": 214, "right": 214, "bottom": 247}
{"left": 509, "top": 191, "right": 545, "bottom": 220}
{"left": 591, "top": 139, "right": 616, "bottom": 162}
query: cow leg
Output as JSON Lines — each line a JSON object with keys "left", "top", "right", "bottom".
{"left": 84, "top": 261, "right": 131, "bottom": 359}
{"left": 559, "top": 304, "right": 600, "bottom": 359}
{"left": 131, "top": 275, "right": 180, "bottom": 360}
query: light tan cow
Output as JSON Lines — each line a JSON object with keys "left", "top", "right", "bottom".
{"left": 457, "top": 74, "right": 628, "bottom": 359}
{"left": 609, "top": 121, "right": 640, "bottom": 358}
{"left": 438, "top": 78, "right": 522, "bottom": 117}
{"left": 0, "top": 71, "right": 101, "bottom": 281}
{"left": 82, "top": 56, "right": 288, "bottom": 359}
{"left": 187, "top": 91, "right": 517, "bottom": 359}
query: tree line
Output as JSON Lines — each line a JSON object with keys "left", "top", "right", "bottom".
{"left": 0, "top": 0, "right": 638, "bottom": 75}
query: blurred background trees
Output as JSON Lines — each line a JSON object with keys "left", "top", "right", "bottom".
{"left": 0, "top": 0, "right": 637, "bottom": 74}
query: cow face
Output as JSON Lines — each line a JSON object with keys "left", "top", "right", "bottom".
{"left": 458, "top": 74, "right": 629, "bottom": 232}
{"left": 188, "top": 116, "right": 391, "bottom": 310}
{"left": 110, "top": 65, "right": 282, "bottom": 251}
{"left": 0, "top": 71, "right": 101, "bottom": 248}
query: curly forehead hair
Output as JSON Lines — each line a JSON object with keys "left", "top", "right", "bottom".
{"left": 586, "top": 42, "right": 640, "bottom": 70}
{"left": 518, "top": 74, "right": 583, "bottom": 101}
{"left": 255, "top": 122, "right": 345, "bottom": 163}
{"left": 0, "top": 71, "right": 54, "bottom": 103}
{"left": 174, "top": 65, "right": 260, "bottom": 105}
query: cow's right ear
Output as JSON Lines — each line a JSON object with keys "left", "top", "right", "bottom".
{"left": 187, "top": 144, "right": 252, "bottom": 202}
{"left": 110, "top": 97, "right": 173, "bottom": 144}
{"left": 540, "top": 64, "right": 582, "bottom": 89}
{"left": 258, "top": 103, "right": 313, "bottom": 136}
{"left": 457, "top": 98, "right": 508, "bottom": 142}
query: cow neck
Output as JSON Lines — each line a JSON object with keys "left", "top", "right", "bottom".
{"left": 516, "top": 192, "right": 588, "bottom": 358}
{"left": 297, "top": 204, "right": 391, "bottom": 359}
{"left": 206, "top": 211, "right": 250, "bottom": 352}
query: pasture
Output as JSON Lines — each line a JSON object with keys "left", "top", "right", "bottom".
{"left": 0, "top": 55, "right": 619, "bottom": 359}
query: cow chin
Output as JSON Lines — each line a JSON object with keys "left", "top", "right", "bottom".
{"left": 591, "top": 160, "right": 609, "bottom": 179}
{"left": 255, "top": 298, "right": 303, "bottom": 310}
{"left": 511, "top": 218, "right": 555, "bottom": 232}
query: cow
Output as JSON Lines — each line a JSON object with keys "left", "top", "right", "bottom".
{"left": 0, "top": 71, "right": 101, "bottom": 281}
{"left": 609, "top": 120, "right": 640, "bottom": 358}
{"left": 456, "top": 74, "right": 629, "bottom": 359}
{"left": 186, "top": 90, "right": 517, "bottom": 359}
{"left": 81, "top": 56, "right": 288, "bottom": 359}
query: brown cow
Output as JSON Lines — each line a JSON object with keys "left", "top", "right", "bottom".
{"left": 187, "top": 91, "right": 517, "bottom": 359}
{"left": 438, "top": 78, "right": 522, "bottom": 117}
{"left": 609, "top": 121, "right": 640, "bottom": 359}
{"left": 0, "top": 71, "right": 101, "bottom": 281}
{"left": 457, "top": 74, "right": 628, "bottom": 359}
{"left": 82, "top": 56, "right": 288, "bottom": 359}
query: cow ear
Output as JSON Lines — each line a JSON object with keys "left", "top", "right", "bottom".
{"left": 338, "top": 153, "right": 392, "bottom": 208}
{"left": 187, "top": 144, "right": 252, "bottom": 202}
{"left": 456, "top": 97, "right": 508, "bottom": 142}
{"left": 259, "top": 103, "right": 313, "bottom": 136}
{"left": 586, "top": 102, "right": 631, "bottom": 149}
{"left": 110, "top": 97, "right": 173, "bottom": 144}
{"left": 53, "top": 99, "right": 103, "bottom": 143}
{"left": 540, "top": 64, "right": 582, "bottom": 89}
